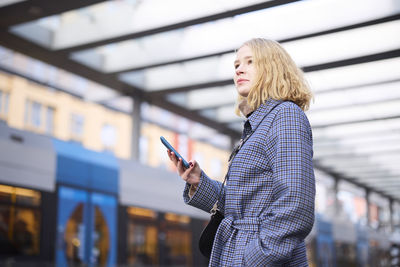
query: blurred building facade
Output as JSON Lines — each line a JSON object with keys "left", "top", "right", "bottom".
{"left": 0, "top": 69, "right": 230, "bottom": 180}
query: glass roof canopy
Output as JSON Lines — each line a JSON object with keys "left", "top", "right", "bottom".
{"left": 2, "top": 0, "right": 400, "bottom": 201}
{"left": 114, "top": 21, "right": 400, "bottom": 92}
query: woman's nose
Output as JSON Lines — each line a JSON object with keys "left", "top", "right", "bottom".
{"left": 236, "top": 64, "right": 245, "bottom": 75}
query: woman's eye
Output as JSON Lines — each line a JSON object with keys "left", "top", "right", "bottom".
{"left": 234, "top": 64, "right": 239, "bottom": 69}
{"left": 248, "top": 59, "right": 252, "bottom": 64}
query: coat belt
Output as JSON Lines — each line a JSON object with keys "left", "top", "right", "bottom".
{"left": 225, "top": 216, "right": 260, "bottom": 232}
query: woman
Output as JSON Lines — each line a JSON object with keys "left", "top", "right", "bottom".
{"left": 167, "top": 38, "right": 315, "bottom": 266}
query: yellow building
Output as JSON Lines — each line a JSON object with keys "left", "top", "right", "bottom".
{"left": 0, "top": 71, "right": 132, "bottom": 158}
{"left": 0, "top": 71, "right": 230, "bottom": 179}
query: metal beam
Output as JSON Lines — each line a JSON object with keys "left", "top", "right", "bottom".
{"left": 314, "top": 149, "right": 400, "bottom": 159}
{"left": 302, "top": 49, "right": 400, "bottom": 72}
{"left": 314, "top": 164, "right": 399, "bottom": 201}
{"left": 140, "top": 50, "right": 400, "bottom": 96}
{"left": 148, "top": 79, "right": 233, "bottom": 97}
{"left": 149, "top": 97, "right": 240, "bottom": 139}
{"left": 0, "top": 31, "right": 139, "bottom": 97}
{"left": 110, "top": 50, "right": 235, "bottom": 75}
{"left": 0, "top": 30, "right": 240, "bottom": 140}
{"left": 314, "top": 78, "right": 400, "bottom": 95}
{"left": 107, "top": 14, "right": 400, "bottom": 75}
{"left": 220, "top": 108, "right": 400, "bottom": 127}
{"left": 56, "top": 0, "right": 302, "bottom": 54}
{"left": 310, "top": 97, "right": 400, "bottom": 113}
{"left": 0, "top": 0, "right": 107, "bottom": 29}
{"left": 200, "top": 86, "right": 400, "bottom": 114}
{"left": 280, "top": 13, "right": 400, "bottom": 43}
{"left": 312, "top": 115, "right": 400, "bottom": 129}
{"left": 353, "top": 176, "right": 400, "bottom": 181}
{"left": 0, "top": 65, "right": 82, "bottom": 99}
{"left": 193, "top": 77, "right": 400, "bottom": 111}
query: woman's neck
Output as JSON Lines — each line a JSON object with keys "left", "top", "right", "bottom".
{"left": 238, "top": 98, "right": 253, "bottom": 117}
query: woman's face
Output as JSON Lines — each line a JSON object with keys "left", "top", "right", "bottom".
{"left": 234, "top": 45, "right": 256, "bottom": 98}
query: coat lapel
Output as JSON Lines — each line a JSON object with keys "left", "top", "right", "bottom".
{"left": 247, "top": 99, "right": 283, "bottom": 131}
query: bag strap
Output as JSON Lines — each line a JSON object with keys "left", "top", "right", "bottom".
{"left": 210, "top": 101, "right": 282, "bottom": 214}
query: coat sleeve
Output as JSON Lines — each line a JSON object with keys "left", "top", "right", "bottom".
{"left": 244, "top": 104, "right": 315, "bottom": 266}
{"left": 183, "top": 171, "right": 226, "bottom": 214}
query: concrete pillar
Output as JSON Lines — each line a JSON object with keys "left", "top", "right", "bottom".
{"left": 333, "top": 177, "right": 339, "bottom": 216}
{"left": 389, "top": 198, "right": 394, "bottom": 232}
{"left": 366, "top": 189, "right": 370, "bottom": 227}
{"left": 131, "top": 96, "right": 142, "bottom": 161}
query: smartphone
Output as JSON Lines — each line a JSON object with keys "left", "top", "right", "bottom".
{"left": 160, "top": 136, "right": 190, "bottom": 168}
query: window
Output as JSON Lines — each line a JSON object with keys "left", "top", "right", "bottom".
{"left": 337, "top": 180, "right": 367, "bottom": 224}
{"left": 159, "top": 140, "right": 169, "bottom": 169}
{"left": 139, "top": 136, "right": 149, "bottom": 164}
{"left": 165, "top": 229, "right": 192, "bottom": 266}
{"left": 24, "top": 99, "right": 55, "bottom": 135}
{"left": 101, "top": 124, "right": 117, "bottom": 151}
{"left": 0, "top": 91, "right": 3, "bottom": 113}
{"left": 369, "top": 192, "right": 391, "bottom": 230}
{"left": 210, "top": 158, "right": 222, "bottom": 179}
{"left": 125, "top": 207, "right": 194, "bottom": 266}
{"left": 31, "top": 101, "right": 41, "bottom": 127}
{"left": 164, "top": 212, "right": 192, "bottom": 266}
{"left": 45, "top": 106, "right": 54, "bottom": 135}
{"left": 24, "top": 99, "right": 29, "bottom": 125}
{"left": 0, "top": 90, "right": 10, "bottom": 119}
{"left": 126, "top": 207, "right": 158, "bottom": 266}
{"left": 70, "top": 113, "right": 85, "bottom": 141}
{"left": 164, "top": 213, "right": 190, "bottom": 225}
{"left": 0, "top": 184, "right": 41, "bottom": 256}
{"left": 127, "top": 207, "right": 157, "bottom": 220}
{"left": 63, "top": 203, "right": 84, "bottom": 263}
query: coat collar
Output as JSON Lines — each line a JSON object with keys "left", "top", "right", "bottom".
{"left": 246, "top": 99, "right": 283, "bottom": 131}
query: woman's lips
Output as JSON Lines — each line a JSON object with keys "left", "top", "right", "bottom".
{"left": 237, "top": 79, "right": 248, "bottom": 84}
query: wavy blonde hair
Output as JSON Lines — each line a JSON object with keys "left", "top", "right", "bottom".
{"left": 235, "top": 38, "right": 313, "bottom": 115}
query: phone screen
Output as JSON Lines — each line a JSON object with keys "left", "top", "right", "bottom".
{"left": 160, "top": 136, "right": 190, "bottom": 168}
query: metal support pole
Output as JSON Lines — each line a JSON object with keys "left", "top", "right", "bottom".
{"left": 131, "top": 96, "right": 142, "bottom": 161}
{"left": 333, "top": 177, "right": 339, "bottom": 216}
{"left": 366, "top": 189, "right": 370, "bottom": 227}
{"left": 389, "top": 198, "right": 394, "bottom": 232}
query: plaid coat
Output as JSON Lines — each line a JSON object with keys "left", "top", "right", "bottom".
{"left": 184, "top": 99, "right": 315, "bottom": 266}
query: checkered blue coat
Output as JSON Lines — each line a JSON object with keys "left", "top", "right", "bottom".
{"left": 183, "top": 99, "right": 315, "bottom": 266}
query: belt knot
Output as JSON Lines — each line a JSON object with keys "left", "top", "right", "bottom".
{"left": 226, "top": 216, "right": 260, "bottom": 232}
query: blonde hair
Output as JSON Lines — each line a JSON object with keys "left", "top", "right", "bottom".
{"left": 235, "top": 38, "right": 313, "bottom": 115}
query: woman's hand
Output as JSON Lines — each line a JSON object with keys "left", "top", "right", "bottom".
{"left": 166, "top": 149, "right": 201, "bottom": 186}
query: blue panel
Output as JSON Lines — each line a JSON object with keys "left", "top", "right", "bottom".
{"left": 90, "top": 165, "right": 118, "bottom": 194}
{"left": 53, "top": 139, "right": 119, "bottom": 194}
{"left": 53, "top": 139, "right": 118, "bottom": 169}
{"left": 56, "top": 155, "right": 90, "bottom": 187}
{"left": 315, "top": 217, "right": 336, "bottom": 267}
{"left": 56, "top": 186, "right": 89, "bottom": 267}
{"left": 91, "top": 193, "right": 117, "bottom": 266}
{"left": 356, "top": 224, "right": 369, "bottom": 266}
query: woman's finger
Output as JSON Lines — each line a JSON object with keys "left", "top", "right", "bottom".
{"left": 166, "top": 150, "right": 173, "bottom": 161}
{"left": 182, "top": 164, "right": 193, "bottom": 176}
{"left": 177, "top": 158, "right": 185, "bottom": 176}
{"left": 168, "top": 151, "right": 179, "bottom": 166}
{"left": 181, "top": 162, "right": 196, "bottom": 182}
